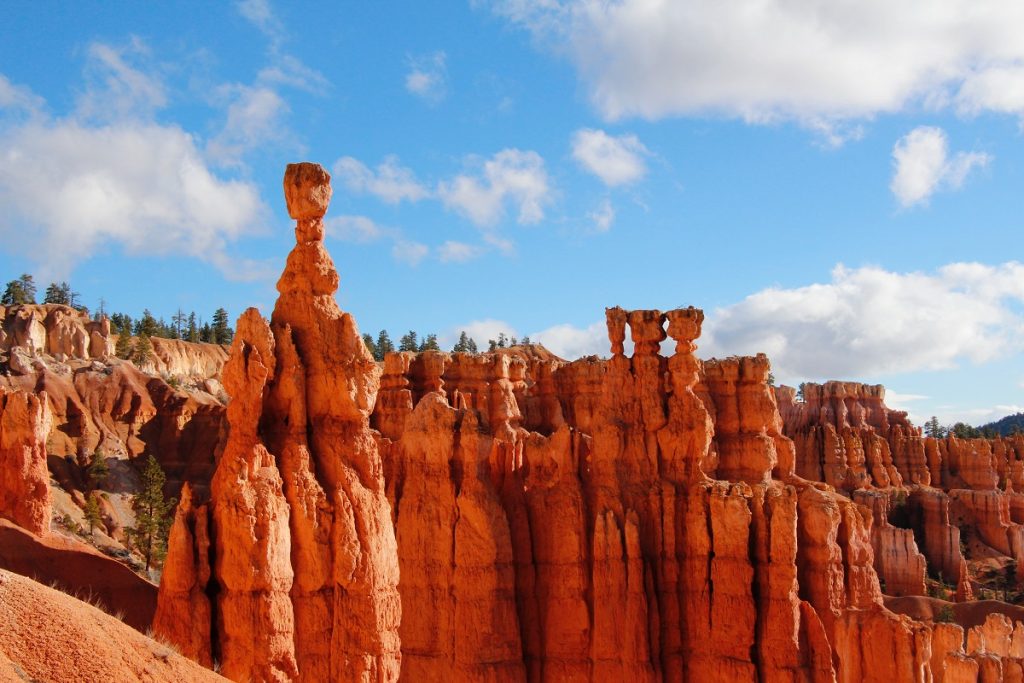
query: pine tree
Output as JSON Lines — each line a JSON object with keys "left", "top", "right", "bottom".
{"left": 133, "top": 333, "right": 153, "bottom": 365}
{"left": 84, "top": 493, "right": 103, "bottom": 535}
{"left": 115, "top": 330, "right": 134, "bottom": 359}
{"left": 94, "top": 298, "right": 107, "bottom": 322}
{"left": 1, "top": 274, "right": 36, "bottom": 305}
{"left": 186, "top": 312, "right": 199, "bottom": 343}
{"left": 453, "top": 331, "right": 471, "bottom": 353}
{"left": 127, "top": 455, "right": 176, "bottom": 571}
{"left": 199, "top": 322, "right": 213, "bottom": 343}
{"left": 44, "top": 282, "right": 69, "bottom": 305}
{"left": 419, "top": 333, "right": 440, "bottom": 351}
{"left": 86, "top": 451, "right": 109, "bottom": 489}
{"left": 399, "top": 330, "right": 418, "bottom": 352}
{"left": 467, "top": 337, "right": 478, "bottom": 354}
{"left": 212, "top": 308, "right": 233, "bottom": 344}
{"left": 135, "top": 309, "right": 159, "bottom": 337}
{"left": 375, "top": 330, "right": 394, "bottom": 361}
{"left": 362, "top": 333, "right": 377, "bottom": 359}
{"left": 171, "top": 308, "right": 186, "bottom": 339}
{"left": 924, "top": 416, "right": 946, "bottom": 438}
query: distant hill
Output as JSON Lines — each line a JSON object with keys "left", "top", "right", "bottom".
{"left": 979, "top": 412, "right": 1024, "bottom": 436}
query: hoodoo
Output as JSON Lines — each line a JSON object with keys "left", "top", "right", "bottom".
{"left": 154, "top": 163, "right": 1024, "bottom": 682}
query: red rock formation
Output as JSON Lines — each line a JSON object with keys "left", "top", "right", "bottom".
{"left": 0, "top": 387, "right": 51, "bottom": 534}
{"left": 151, "top": 162, "right": 1024, "bottom": 683}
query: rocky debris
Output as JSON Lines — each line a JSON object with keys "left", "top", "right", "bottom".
{"left": 0, "top": 568, "right": 224, "bottom": 683}
{"left": 0, "top": 387, "right": 51, "bottom": 534}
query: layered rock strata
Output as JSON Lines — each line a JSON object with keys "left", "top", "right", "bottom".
{"left": 156, "top": 162, "right": 1024, "bottom": 682}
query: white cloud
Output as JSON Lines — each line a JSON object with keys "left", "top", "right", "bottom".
{"left": 491, "top": 1, "right": 1024, "bottom": 129}
{"left": 589, "top": 198, "right": 614, "bottom": 232}
{"left": 437, "top": 240, "right": 483, "bottom": 263}
{"left": 0, "top": 74, "right": 43, "bottom": 115}
{"left": 890, "top": 126, "right": 990, "bottom": 207}
{"left": 258, "top": 54, "right": 330, "bottom": 95}
{"left": 405, "top": 52, "right": 448, "bottom": 103}
{"left": 325, "top": 215, "right": 387, "bottom": 243}
{"left": 571, "top": 128, "right": 648, "bottom": 186}
{"left": 437, "top": 148, "right": 551, "bottom": 226}
{"left": 206, "top": 85, "right": 291, "bottom": 166}
{"left": 76, "top": 40, "right": 166, "bottom": 122}
{"left": 0, "top": 120, "right": 265, "bottom": 279}
{"left": 333, "top": 155, "right": 430, "bottom": 204}
{"left": 530, "top": 320, "right": 607, "bottom": 359}
{"left": 452, "top": 319, "right": 519, "bottom": 350}
{"left": 701, "top": 262, "right": 1024, "bottom": 380}
{"left": 236, "top": 0, "right": 284, "bottom": 45}
{"left": 391, "top": 240, "right": 429, "bottom": 266}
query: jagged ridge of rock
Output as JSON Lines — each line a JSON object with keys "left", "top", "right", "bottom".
{"left": 152, "top": 162, "right": 1024, "bottom": 682}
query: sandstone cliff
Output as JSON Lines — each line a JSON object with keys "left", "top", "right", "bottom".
{"left": 152, "top": 162, "right": 1024, "bottom": 682}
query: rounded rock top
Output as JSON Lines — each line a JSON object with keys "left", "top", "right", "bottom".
{"left": 284, "top": 163, "right": 333, "bottom": 221}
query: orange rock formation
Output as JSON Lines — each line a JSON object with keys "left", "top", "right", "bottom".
{"left": 153, "top": 162, "right": 1024, "bottom": 682}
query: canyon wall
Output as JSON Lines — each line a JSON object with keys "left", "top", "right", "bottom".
{"left": 152, "top": 162, "right": 1024, "bottom": 682}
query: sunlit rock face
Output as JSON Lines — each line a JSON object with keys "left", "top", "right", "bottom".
{"left": 153, "top": 163, "right": 1024, "bottom": 682}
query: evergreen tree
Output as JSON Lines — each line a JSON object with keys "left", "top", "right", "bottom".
{"left": 110, "top": 313, "right": 133, "bottom": 336}
{"left": 186, "top": 312, "right": 199, "bottom": 343}
{"left": 467, "top": 337, "right": 478, "bottom": 354}
{"left": 44, "top": 281, "right": 69, "bottom": 304}
{"left": 453, "top": 331, "right": 471, "bottom": 353}
{"left": 521, "top": 336, "right": 531, "bottom": 345}
{"left": 419, "top": 333, "right": 440, "bottom": 351}
{"left": 115, "top": 330, "right": 134, "bottom": 359}
{"left": 375, "top": 330, "right": 394, "bottom": 361}
{"left": 924, "top": 416, "right": 946, "bottom": 438}
{"left": 84, "top": 493, "right": 103, "bottom": 535}
{"left": 86, "top": 451, "right": 109, "bottom": 489}
{"left": 1, "top": 274, "right": 36, "bottom": 305}
{"left": 212, "top": 308, "right": 233, "bottom": 344}
{"left": 126, "top": 455, "right": 176, "bottom": 571}
{"left": 171, "top": 308, "right": 186, "bottom": 339}
{"left": 199, "top": 322, "right": 213, "bottom": 343}
{"left": 94, "top": 298, "right": 107, "bottom": 322}
{"left": 134, "top": 309, "right": 159, "bottom": 337}
{"left": 132, "top": 333, "right": 153, "bottom": 365}
{"left": 399, "top": 330, "right": 418, "bottom": 352}
{"left": 362, "top": 333, "right": 377, "bottom": 359}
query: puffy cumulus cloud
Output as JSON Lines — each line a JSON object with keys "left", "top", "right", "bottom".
{"left": 333, "top": 155, "right": 430, "bottom": 204}
{"left": 530, "top": 320, "right": 609, "bottom": 359}
{"left": 405, "top": 52, "right": 448, "bottom": 103}
{"left": 491, "top": 0, "right": 1024, "bottom": 129}
{"left": 701, "top": 262, "right": 1024, "bottom": 380}
{"left": 890, "top": 126, "right": 990, "bottom": 207}
{"left": 588, "top": 197, "right": 614, "bottom": 232}
{"left": 0, "top": 119, "right": 265, "bottom": 279}
{"left": 571, "top": 128, "right": 648, "bottom": 186}
{"left": 438, "top": 148, "right": 551, "bottom": 227}
{"left": 437, "top": 240, "right": 483, "bottom": 263}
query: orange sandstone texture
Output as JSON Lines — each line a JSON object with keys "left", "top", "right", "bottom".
{"left": 157, "top": 163, "right": 1024, "bottom": 682}
{"left": 0, "top": 387, "right": 51, "bottom": 534}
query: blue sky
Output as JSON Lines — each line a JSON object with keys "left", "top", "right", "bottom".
{"left": 2, "top": 1, "right": 1023, "bottom": 426}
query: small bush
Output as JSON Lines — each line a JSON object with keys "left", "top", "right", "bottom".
{"left": 936, "top": 605, "right": 955, "bottom": 623}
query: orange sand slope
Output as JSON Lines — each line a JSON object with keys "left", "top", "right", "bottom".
{"left": 0, "top": 569, "right": 223, "bottom": 683}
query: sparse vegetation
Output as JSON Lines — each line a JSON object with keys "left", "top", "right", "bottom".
{"left": 84, "top": 493, "right": 103, "bottom": 534}
{"left": 86, "top": 451, "right": 109, "bottom": 489}
{"left": 125, "top": 455, "right": 176, "bottom": 572}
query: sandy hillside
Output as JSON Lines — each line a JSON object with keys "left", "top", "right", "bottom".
{"left": 0, "top": 569, "right": 224, "bottom": 683}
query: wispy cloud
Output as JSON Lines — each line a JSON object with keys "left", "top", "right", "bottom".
{"left": 571, "top": 128, "right": 649, "bottom": 186}
{"left": 405, "top": 51, "right": 448, "bottom": 103}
